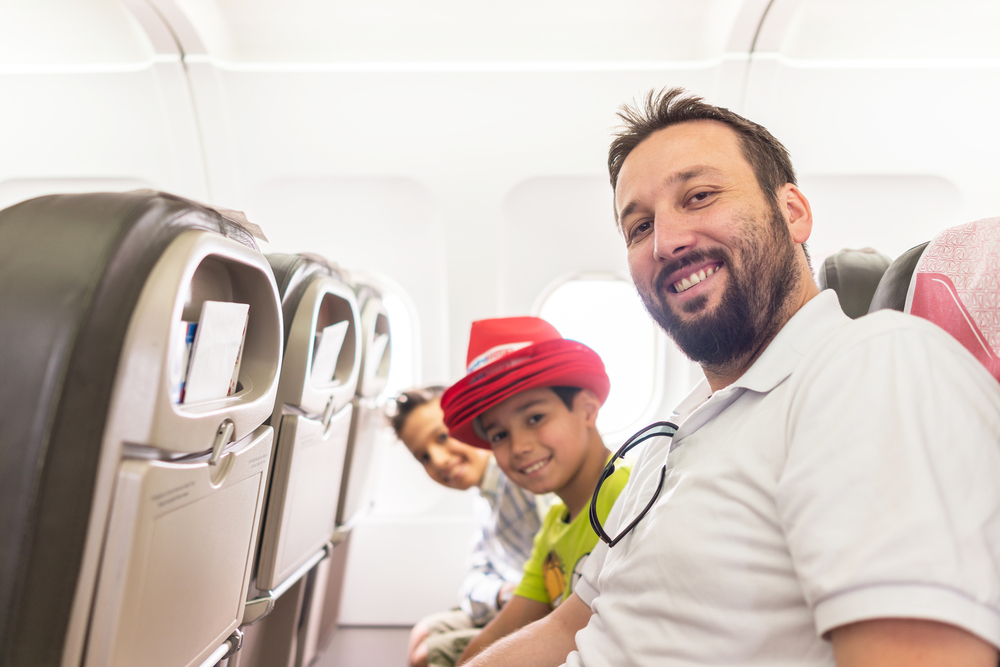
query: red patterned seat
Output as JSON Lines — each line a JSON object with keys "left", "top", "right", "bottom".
{"left": 870, "top": 217, "right": 1000, "bottom": 381}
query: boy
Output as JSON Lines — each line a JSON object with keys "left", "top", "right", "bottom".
{"left": 390, "top": 386, "right": 544, "bottom": 667}
{"left": 440, "top": 317, "right": 629, "bottom": 664}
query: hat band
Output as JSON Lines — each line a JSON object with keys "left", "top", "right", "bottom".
{"left": 467, "top": 341, "right": 533, "bottom": 373}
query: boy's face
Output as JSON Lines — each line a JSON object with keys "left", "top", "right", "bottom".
{"left": 400, "top": 398, "right": 491, "bottom": 491}
{"left": 479, "top": 387, "right": 598, "bottom": 497}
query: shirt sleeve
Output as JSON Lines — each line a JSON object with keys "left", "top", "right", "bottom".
{"left": 777, "top": 316, "right": 1000, "bottom": 646}
{"left": 458, "top": 525, "right": 506, "bottom": 624}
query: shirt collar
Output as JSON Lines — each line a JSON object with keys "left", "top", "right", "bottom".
{"left": 733, "top": 289, "right": 850, "bottom": 394}
{"left": 672, "top": 289, "right": 849, "bottom": 425}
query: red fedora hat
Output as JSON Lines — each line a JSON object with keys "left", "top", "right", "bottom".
{"left": 441, "top": 317, "right": 610, "bottom": 448}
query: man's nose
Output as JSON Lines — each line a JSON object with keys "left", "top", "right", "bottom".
{"left": 652, "top": 214, "right": 698, "bottom": 261}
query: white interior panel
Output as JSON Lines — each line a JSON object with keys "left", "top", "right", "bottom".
{"left": 779, "top": 0, "right": 1000, "bottom": 61}
{"left": 0, "top": 1, "right": 154, "bottom": 65}
{"left": 798, "top": 175, "right": 963, "bottom": 262}
{"left": 745, "top": 0, "right": 1000, "bottom": 262}
{"left": 0, "top": 1, "right": 210, "bottom": 207}
{"left": 500, "top": 176, "right": 626, "bottom": 315}
{"left": 171, "top": 0, "right": 746, "bottom": 63}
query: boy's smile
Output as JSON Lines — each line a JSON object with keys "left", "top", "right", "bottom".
{"left": 479, "top": 387, "right": 608, "bottom": 518}
{"left": 519, "top": 456, "right": 552, "bottom": 476}
{"left": 400, "top": 398, "right": 490, "bottom": 491}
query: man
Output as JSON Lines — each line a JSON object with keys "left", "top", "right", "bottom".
{"left": 464, "top": 88, "right": 1000, "bottom": 666}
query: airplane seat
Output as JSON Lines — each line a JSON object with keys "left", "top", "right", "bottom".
{"left": 337, "top": 281, "right": 393, "bottom": 529}
{"left": 869, "top": 217, "right": 1000, "bottom": 381}
{"left": 867, "top": 242, "right": 930, "bottom": 313}
{"left": 300, "top": 280, "right": 395, "bottom": 663}
{"left": 231, "top": 253, "right": 363, "bottom": 667}
{"left": 0, "top": 190, "right": 282, "bottom": 667}
{"left": 817, "top": 248, "right": 893, "bottom": 318}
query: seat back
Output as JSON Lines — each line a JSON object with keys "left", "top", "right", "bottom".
{"left": 336, "top": 282, "right": 393, "bottom": 528}
{"left": 297, "top": 281, "right": 394, "bottom": 662}
{"left": 254, "top": 253, "right": 362, "bottom": 592}
{"left": 0, "top": 191, "right": 282, "bottom": 667}
{"left": 870, "top": 217, "right": 1000, "bottom": 381}
{"left": 817, "top": 248, "right": 893, "bottom": 318}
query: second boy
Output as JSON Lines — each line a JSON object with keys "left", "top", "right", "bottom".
{"left": 440, "top": 316, "right": 630, "bottom": 664}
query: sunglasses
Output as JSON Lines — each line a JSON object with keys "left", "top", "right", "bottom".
{"left": 589, "top": 421, "right": 678, "bottom": 548}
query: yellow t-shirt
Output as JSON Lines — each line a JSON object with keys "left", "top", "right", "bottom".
{"left": 514, "top": 464, "right": 631, "bottom": 608}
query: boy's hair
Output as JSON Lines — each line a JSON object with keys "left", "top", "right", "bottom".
{"left": 388, "top": 385, "right": 445, "bottom": 437}
{"left": 550, "top": 386, "right": 582, "bottom": 410}
{"left": 472, "top": 386, "right": 584, "bottom": 442}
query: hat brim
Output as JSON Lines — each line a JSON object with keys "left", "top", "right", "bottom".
{"left": 441, "top": 338, "right": 610, "bottom": 448}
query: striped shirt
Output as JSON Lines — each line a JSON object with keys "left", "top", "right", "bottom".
{"left": 459, "top": 457, "right": 551, "bottom": 625}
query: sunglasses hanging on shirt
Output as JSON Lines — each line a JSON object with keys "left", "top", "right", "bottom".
{"left": 589, "top": 420, "right": 678, "bottom": 548}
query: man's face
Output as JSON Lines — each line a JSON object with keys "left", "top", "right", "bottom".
{"left": 615, "top": 120, "right": 801, "bottom": 368}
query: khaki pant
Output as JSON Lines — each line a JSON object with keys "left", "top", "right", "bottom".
{"left": 421, "top": 609, "right": 481, "bottom": 667}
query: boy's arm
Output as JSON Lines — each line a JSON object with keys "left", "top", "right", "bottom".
{"left": 461, "top": 593, "right": 592, "bottom": 667}
{"left": 457, "top": 595, "right": 550, "bottom": 665}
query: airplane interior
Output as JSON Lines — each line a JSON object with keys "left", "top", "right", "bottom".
{"left": 2, "top": 1, "right": 1000, "bottom": 666}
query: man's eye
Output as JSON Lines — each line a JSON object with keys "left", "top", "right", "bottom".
{"left": 689, "top": 191, "right": 713, "bottom": 205}
{"left": 625, "top": 220, "right": 652, "bottom": 246}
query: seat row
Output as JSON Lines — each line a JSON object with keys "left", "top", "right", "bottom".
{"left": 0, "top": 190, "right": 390, "bottom": 667}
{"left": 818, "top": 216, "right": 1000, "bottom": 382}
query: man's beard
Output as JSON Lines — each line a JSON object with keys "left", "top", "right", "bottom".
{"left": 638, "top": 201, "right": 801, "bottom": 372}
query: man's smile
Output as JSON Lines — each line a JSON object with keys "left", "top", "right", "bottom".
{"left": 670, "top": 261, "right": 723, "bottom": 294}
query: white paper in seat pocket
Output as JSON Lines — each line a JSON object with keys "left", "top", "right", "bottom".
{"left": 311, "top": 320, "right": 350, "bottom": 385}
{"left": 183, "top": 301, "right": 250, "bottom": 403}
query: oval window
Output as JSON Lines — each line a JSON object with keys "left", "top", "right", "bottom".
{"left": 536, "top": 275, "right": 662, "bottom": 437}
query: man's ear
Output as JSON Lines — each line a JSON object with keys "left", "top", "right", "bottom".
{"left": 575, "top": 390, "right": 601, "bottom": 428}
{"left": 780, "top": 183, "right": 813, "bottom": 245}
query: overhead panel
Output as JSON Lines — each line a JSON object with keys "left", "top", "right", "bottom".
{"left": 744, "top": 0, "right": 1000, "bottom": 263}
{"left": 0, "top": 1, "right": 209, "bottom": 207}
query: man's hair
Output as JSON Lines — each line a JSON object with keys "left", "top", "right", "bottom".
{"left": 388, "top": 385, "right": 446, "bottom": 437}
{"left": 608, "top": 87, "right": 797, "bottom": 221}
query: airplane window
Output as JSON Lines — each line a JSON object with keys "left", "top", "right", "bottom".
{"left": 536, "top": 275, "right": 661, "bottom": 437}
{"left": 349, "top": 270, "right": 419, "bottom": 398}
{"left": 378, "top": 286, "right": 418, "bottom": 397}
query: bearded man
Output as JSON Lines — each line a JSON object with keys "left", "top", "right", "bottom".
{"left": 462, "top": 89, "right": 1000, "bottom": 667}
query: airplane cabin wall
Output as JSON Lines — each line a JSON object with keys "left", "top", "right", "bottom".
{"left": 0, "top": 2, "right": 209, "bottom": 209}
{"left": 3, "top": 0, "right": 1000, "bottom": 631}
{"left": 744, "top": 0, "right": 1000, "bottom": 264}
{"left": 142, "top": 0, "right": 760, "bottom": 625}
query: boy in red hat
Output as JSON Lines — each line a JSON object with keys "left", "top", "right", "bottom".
{"left": 441, "top": 317, "right": 630, "bottom": 664}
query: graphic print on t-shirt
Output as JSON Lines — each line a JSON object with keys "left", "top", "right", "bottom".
{"left": 543, "top": 551, "right": 566, "bottom": 606}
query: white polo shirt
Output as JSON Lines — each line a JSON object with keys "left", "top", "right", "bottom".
{"left": 568, "top": 290, "right": 1000, "bottom": 667}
